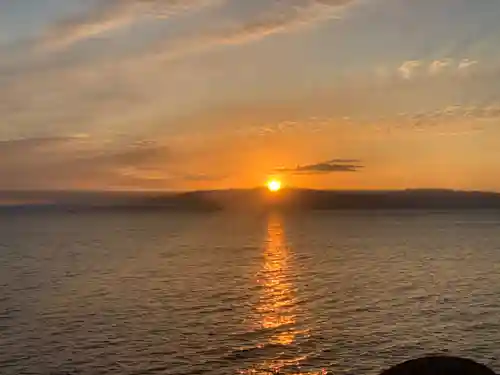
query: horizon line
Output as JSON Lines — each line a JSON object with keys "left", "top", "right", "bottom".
{"left": 0, "top": 187, "right": 499, "bottom": 195}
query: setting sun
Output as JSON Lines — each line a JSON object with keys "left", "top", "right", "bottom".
{"left": 267, "top": 179, "right": 282, "bottom": 192}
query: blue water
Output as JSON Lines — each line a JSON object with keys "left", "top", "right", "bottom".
{"left": 1, "top": 210, "right": 500, "bottom": 375}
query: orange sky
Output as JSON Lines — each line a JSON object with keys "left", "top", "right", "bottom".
{"left": 2, "top": 0, "right": 500, "bottom": 191}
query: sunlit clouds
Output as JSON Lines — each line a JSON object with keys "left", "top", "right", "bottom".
{"left": 41, "top": 0, "right": 224, "bottom": 51}
{"left": 2, "top": 0, "right": 500, "bottom": 190}
{"left": 398, "top": 58, "right": 479, "bottom": 80}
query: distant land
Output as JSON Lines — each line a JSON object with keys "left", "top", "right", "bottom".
{"left": 3, "top": 189, "right": 500, "bottom": 211}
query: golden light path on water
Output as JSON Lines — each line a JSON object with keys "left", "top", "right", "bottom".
{"left": 248, "top": 213, "right": 324, "bottom": 375}
{"left": 259, "top": 213, "right": 296, "bottom": 346}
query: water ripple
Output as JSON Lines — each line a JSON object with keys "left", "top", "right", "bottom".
{"left": 2, "top": 211, "right": 500, "bottom": 374}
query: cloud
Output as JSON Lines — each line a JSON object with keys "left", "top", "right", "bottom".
{"left": 86, "top": 141, "right": 171, "bottom": 166}
{"left": 193, "top": 0, "right": 356, "bottom": 44}
{"left": 0, "top": 135, "right": 81, "bottom": 152}
{"left": 182, "top": 173, "right": 227, "bottom": 182}
{"left": 42, "top": 0, "right": 221, "bottom": 50}
{"left": 429, "top": 59, "right": 452, "bottom": 75}
{"left": 458, "top": 58, "right": 478, "bottom": 70}
{"left": 376, "top": 104, "right": 500, "bottom": 135}
{"left": 398, "top": 60, "right": 422, "bottom": 80}
{"left": 41, "top": 0, "right": 357, "bottom": 53}
{"left": 0, "top": 135, "right": 94, "bottom": 163}
{"left": 0, "top": 135, "right": 229, "bottom": 190}
{"left": 0, "top": 0, "right": 362, "bottom": 140}
{"left": 277, "top": 159, "right": 363, "bottom": 174}
{"left": 0, "top": 136, "right": 168, "bottom": 189}
{"left": 98, "top": 0, "right": 357, "bottom": 78}
{"left": 398, "top": 58, "right": 479, "bottom": 79}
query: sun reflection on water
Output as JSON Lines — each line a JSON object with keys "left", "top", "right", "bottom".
{"left": 257, "top": 212, "right": 297, "bottom": 346}
{"left": 243, "top": 214, "right": 325, "bottom": 375}
{"left": 251, "top": 213, "right": 310, "bottom": 374}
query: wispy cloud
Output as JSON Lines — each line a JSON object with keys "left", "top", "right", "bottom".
{"left": 0, "top": 135, "right": 83, "bottom": 152}
{"left": 409, "top": 104, "right": 500, "bottom": 127}
{"left": 41, "top": 0, "right": 357, "bottom": 53}
{"left": 398, "top": 58, "right": 479, "bottom": 79}
{"left": 458, "top": 59, "right": 478, "bottom": 70}
{"left": 0, "top": 0, "right": 362, "bottom": 140}
{"left": 278, "top": 159, "right": 363, "bottom": 174}
{"left": 429, "top": 59, "right": 452, "bottom": 75}
{"left": 42, "top": 0, "right": 222, "bottom": 50}
{"left": 188, "top": 0, "right": 356, "bottom": 44}
{"left": 0, "top": 135, "right": 230, "bottom": 190}
{"left": 398, "top": 60, "right": 422, "bottom": 80}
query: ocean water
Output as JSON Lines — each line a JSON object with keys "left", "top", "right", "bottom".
{"left": 2, "top": 210, "right": 500, "bottom": 375}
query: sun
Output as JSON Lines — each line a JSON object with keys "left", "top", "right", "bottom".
{"left": 267, "top": 179, "right": 282, "bottom": 192}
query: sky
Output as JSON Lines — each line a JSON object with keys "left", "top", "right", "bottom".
{"left": 1, "top": 0, "right": 500, "bottom": 191}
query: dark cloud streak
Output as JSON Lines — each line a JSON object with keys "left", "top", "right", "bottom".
{"left": 0, "top": 136, "right": 226, "bottom": 190}
{"left": 278, "top": 158, "right": 363, "bottom": 174}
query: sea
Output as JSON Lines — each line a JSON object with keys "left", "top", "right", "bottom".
{"left": 2, "top": 209, "right": 500, "bottom": 375}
